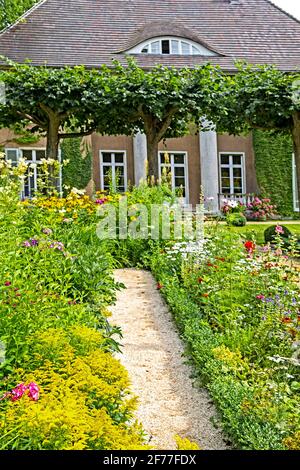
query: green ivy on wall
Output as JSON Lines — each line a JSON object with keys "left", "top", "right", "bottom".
{"left": 253, "top": 129, "right": 295, "bottom": 216}
{"left": 61, "top": 138, "right": 92, "bottom": 192}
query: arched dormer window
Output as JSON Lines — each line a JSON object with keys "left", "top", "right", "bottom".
{"left": 128, "top": 37, "right": 217, "bottom": 56}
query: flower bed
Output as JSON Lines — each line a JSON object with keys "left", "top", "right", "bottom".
{"left": 108, "top": 188, "right": 300, "bottom": 450}
{"left": 0, "top": 157, "right": 147, "bottom": 450}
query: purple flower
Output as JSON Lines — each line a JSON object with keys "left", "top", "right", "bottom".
{"left": 23, "top": 240, "right": 31, "bottom": 247}
{"left": 95, "top": 199, "right": 106, "bottom": 205}
{"left": 50, "top": 241, "right": 64, "bottom": 251}
{"left": 30, "top": 239, "right": 39, "bottom": 246}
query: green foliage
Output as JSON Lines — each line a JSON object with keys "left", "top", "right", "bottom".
{"left": 108, "top": 185, "right": 300, "bottom": 449}
{"left": 0, "top": 0, "right": 38, "bottom": 30}
{"left": 253, "top": 130, "right": 295, "bottom": 215}
{"left": 215, "top": 63, "right": 298, "bottom": 136}
{"left": 226, "top": 212, "right": 247, "bottom": 227}
{"left": 61, "top": 138, "right": 91, "bottom": 191}
{"left": 264, "top": 224, "right": 293, "bottom": 243}
{"left": 0, "top": 170, "right": 146, "bottom": 449}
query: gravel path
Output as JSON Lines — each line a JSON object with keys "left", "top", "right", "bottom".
{"left": 110, "top": 268, "right": 228, "bottom": 450}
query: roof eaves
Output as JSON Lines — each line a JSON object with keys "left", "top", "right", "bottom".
{"left": 0, "top": 0, "right": 49, "bottom": 36}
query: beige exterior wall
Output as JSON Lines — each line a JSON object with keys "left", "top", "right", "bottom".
{"left": 158, "top": 133, "right": 201, "bottom": 207}
{"left": 217, "top": 133, "right": 258, "bottom": 194}
{"left": 91, "top": 134, "right": 134, "bottom": 190}
{"left": 1, "top": 127, "right": 258, "bottom": 207}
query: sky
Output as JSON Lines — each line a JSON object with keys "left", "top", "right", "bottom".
{"left": 270, "top": 0, "right": 300, "bottom": 20}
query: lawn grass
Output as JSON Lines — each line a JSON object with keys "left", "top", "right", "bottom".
{"left": 206, "top": 222, "right": 300, "bottom": 245}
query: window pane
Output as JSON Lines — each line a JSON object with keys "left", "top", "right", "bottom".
{"left": 222, "top": 188, "right": 231, "bottom": 194}
{"left": 221, "top": 178, "right": 230, "bottom": 188}
{"left": 234, "top": 187, "right": 242, "bottom": 194}
{"left": 102, "top": 153, "right": 112, "bottom": 163}
{"left": 220, "top": 155, "right": 230, "bottom": 165}
{"left": 161, "top": 40, "right": 170, "bottom": 54}
{"left": 141, "top": 45, "right": 149, "bottom": 53}
{"left": 151, "top": 41, "right": 160, "bottom": 54}
{"left": 160, "top": 152, "right": 170, "bottom": 164}
{"left": 233, "top": 155, "right": 242, "bottom": 165}
{"left": 181, "top": 42, "right": 190, "bottom": 54}
{"left": 173, "top": 154, "right": 185, "bottom": 164}
{"left": 174, "top": 177, "right": 185, "bottom": 187}
{"left": 174, "top": 167, "right": 185, "bottom": 176}
{"left": 221, "top": 168, "right": 230, "bottom": 178}
{"left": 22, "top": 150, "right": 34, "bottom": 161}
{"left": 234, "top": 178, "right": 242, "bottom": 187}
{"left": 192, "top": 46, "right": 199, "bottom": 55}
{"left": 114, "top": 153, "right": 124, "bottom": 164}
{"left": 5, "top": 149, "right": 18, "bottom": 165}
{"left": 171, "top": 40, "right": 179, "bottom": 54}
{"left": 233, "top": 168, "right": 242, "bottom": 178}
{"left": 35, "top": 150, "right": 46, "bottom": 161}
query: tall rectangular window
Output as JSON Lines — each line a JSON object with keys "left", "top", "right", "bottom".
{"left": 100, "top": 151, "right": 127, "bottom": 192}
{"left": 292, "top": 154, "right": 299, "bottom": 212}
{"left": 219, "top": 153, "right": 245, "bottom": 195}
{"left": 4, "top": 148, "right": 62, "bottom": 198}
{"left": 159, "top": 151, "right": 189, "bottom": 203}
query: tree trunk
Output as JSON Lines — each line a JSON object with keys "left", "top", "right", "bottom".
{"left": 292, "top": 112, "right": 300, "bottom": 217}
{"left": 46, "top": 117, "right": 60, "bottom": 161}
{"left": 146, "top": 134, "right": 159, "bottom": 182}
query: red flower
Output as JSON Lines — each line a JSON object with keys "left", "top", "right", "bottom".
{"left": 207, "top": 262, "right": 214, "bottom": 267}
{"left": 244, "top": 241, "right": 256, "bottom": 253}
{"left": 281, "top": 317, "right": 292, "bottom": 324}
{"left": 197, "top": 277, "right": 204, "bottom": 284}
{"left": 156, "top": 283, "right": 164, "bottom": 290}
{"left": 256, "top": 295, "right": 265, "bottom": 300}
{"left": 4, "top": 281, "right": 11, "bottom": 286}
{"left": 202, "top": 293, "right": 209, "bottom": 298}
{"left": 215, "top": 257, "right": 226, "bottom": 262}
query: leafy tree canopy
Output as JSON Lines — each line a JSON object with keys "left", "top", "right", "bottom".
{"left": 212, "top": 63, "right": 300, "bottom": 215}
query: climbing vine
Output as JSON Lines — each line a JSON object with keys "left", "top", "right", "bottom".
{"left": 253, "top": 130, "right": 295, "bottom": 216}
{"left": 61, "top": 138, "right": 92, "bottom": 192}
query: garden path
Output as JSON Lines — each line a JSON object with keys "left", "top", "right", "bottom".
{"left": 110, "top": 268, "right": 228, "bottom": 450}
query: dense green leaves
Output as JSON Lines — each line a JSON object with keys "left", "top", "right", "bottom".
{"left": 0, "top": 0, "right": 38, "bottom": 31}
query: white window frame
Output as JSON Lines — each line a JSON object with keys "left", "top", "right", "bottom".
{"left": 4, "top": 148, "right": 62, "bottom": 198}
{"left": 292, "top": 154, "right": 299, "bottom": 212}
{"left": 129, "top": 36, "right": 216, "bottom": 56}
{"left": 219, "top": 152, "right": 246, "bottom": 195}
{"left": 99, "top": 150, "right": 127, "bottom": 192}
{"left": 158, "top": 151, "right": 189, "bottom": 204}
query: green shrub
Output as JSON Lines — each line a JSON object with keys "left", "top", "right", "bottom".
{"left": 264, "top": 225, "right": 292, "bottom": 243}
{"left": 226, "top": 213, "right": 247, "bottom": 227}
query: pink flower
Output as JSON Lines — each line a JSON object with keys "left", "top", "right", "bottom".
{"left": 256, "top": 295, "right": 265, "bottom": 301}
{"left": 275, "top": 225, "right": 284, "bottom": 235}
{"left": 27, "top": 382, "right": 39, "bottom": 402}
{"left": 4, "top": 281, "right": 11, "bottom": 286}
{"left": 95, "top": 198, "right": 107, "bottom": 205}
{"left": 10, "top": 383, "right": 28, "bottom": 402}
{"left": 1, "top": 382, "right": 40, "bottom": 402}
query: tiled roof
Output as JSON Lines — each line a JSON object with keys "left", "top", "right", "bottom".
{"left": 0, "top": 0, "right": 300, "bottom": 71}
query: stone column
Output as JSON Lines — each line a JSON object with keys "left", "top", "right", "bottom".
{"left": 199, "top": 124, "right": 219, "bottom": 213}
{"left": 133, "top": 132, "right": 147, "bottom": 185}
